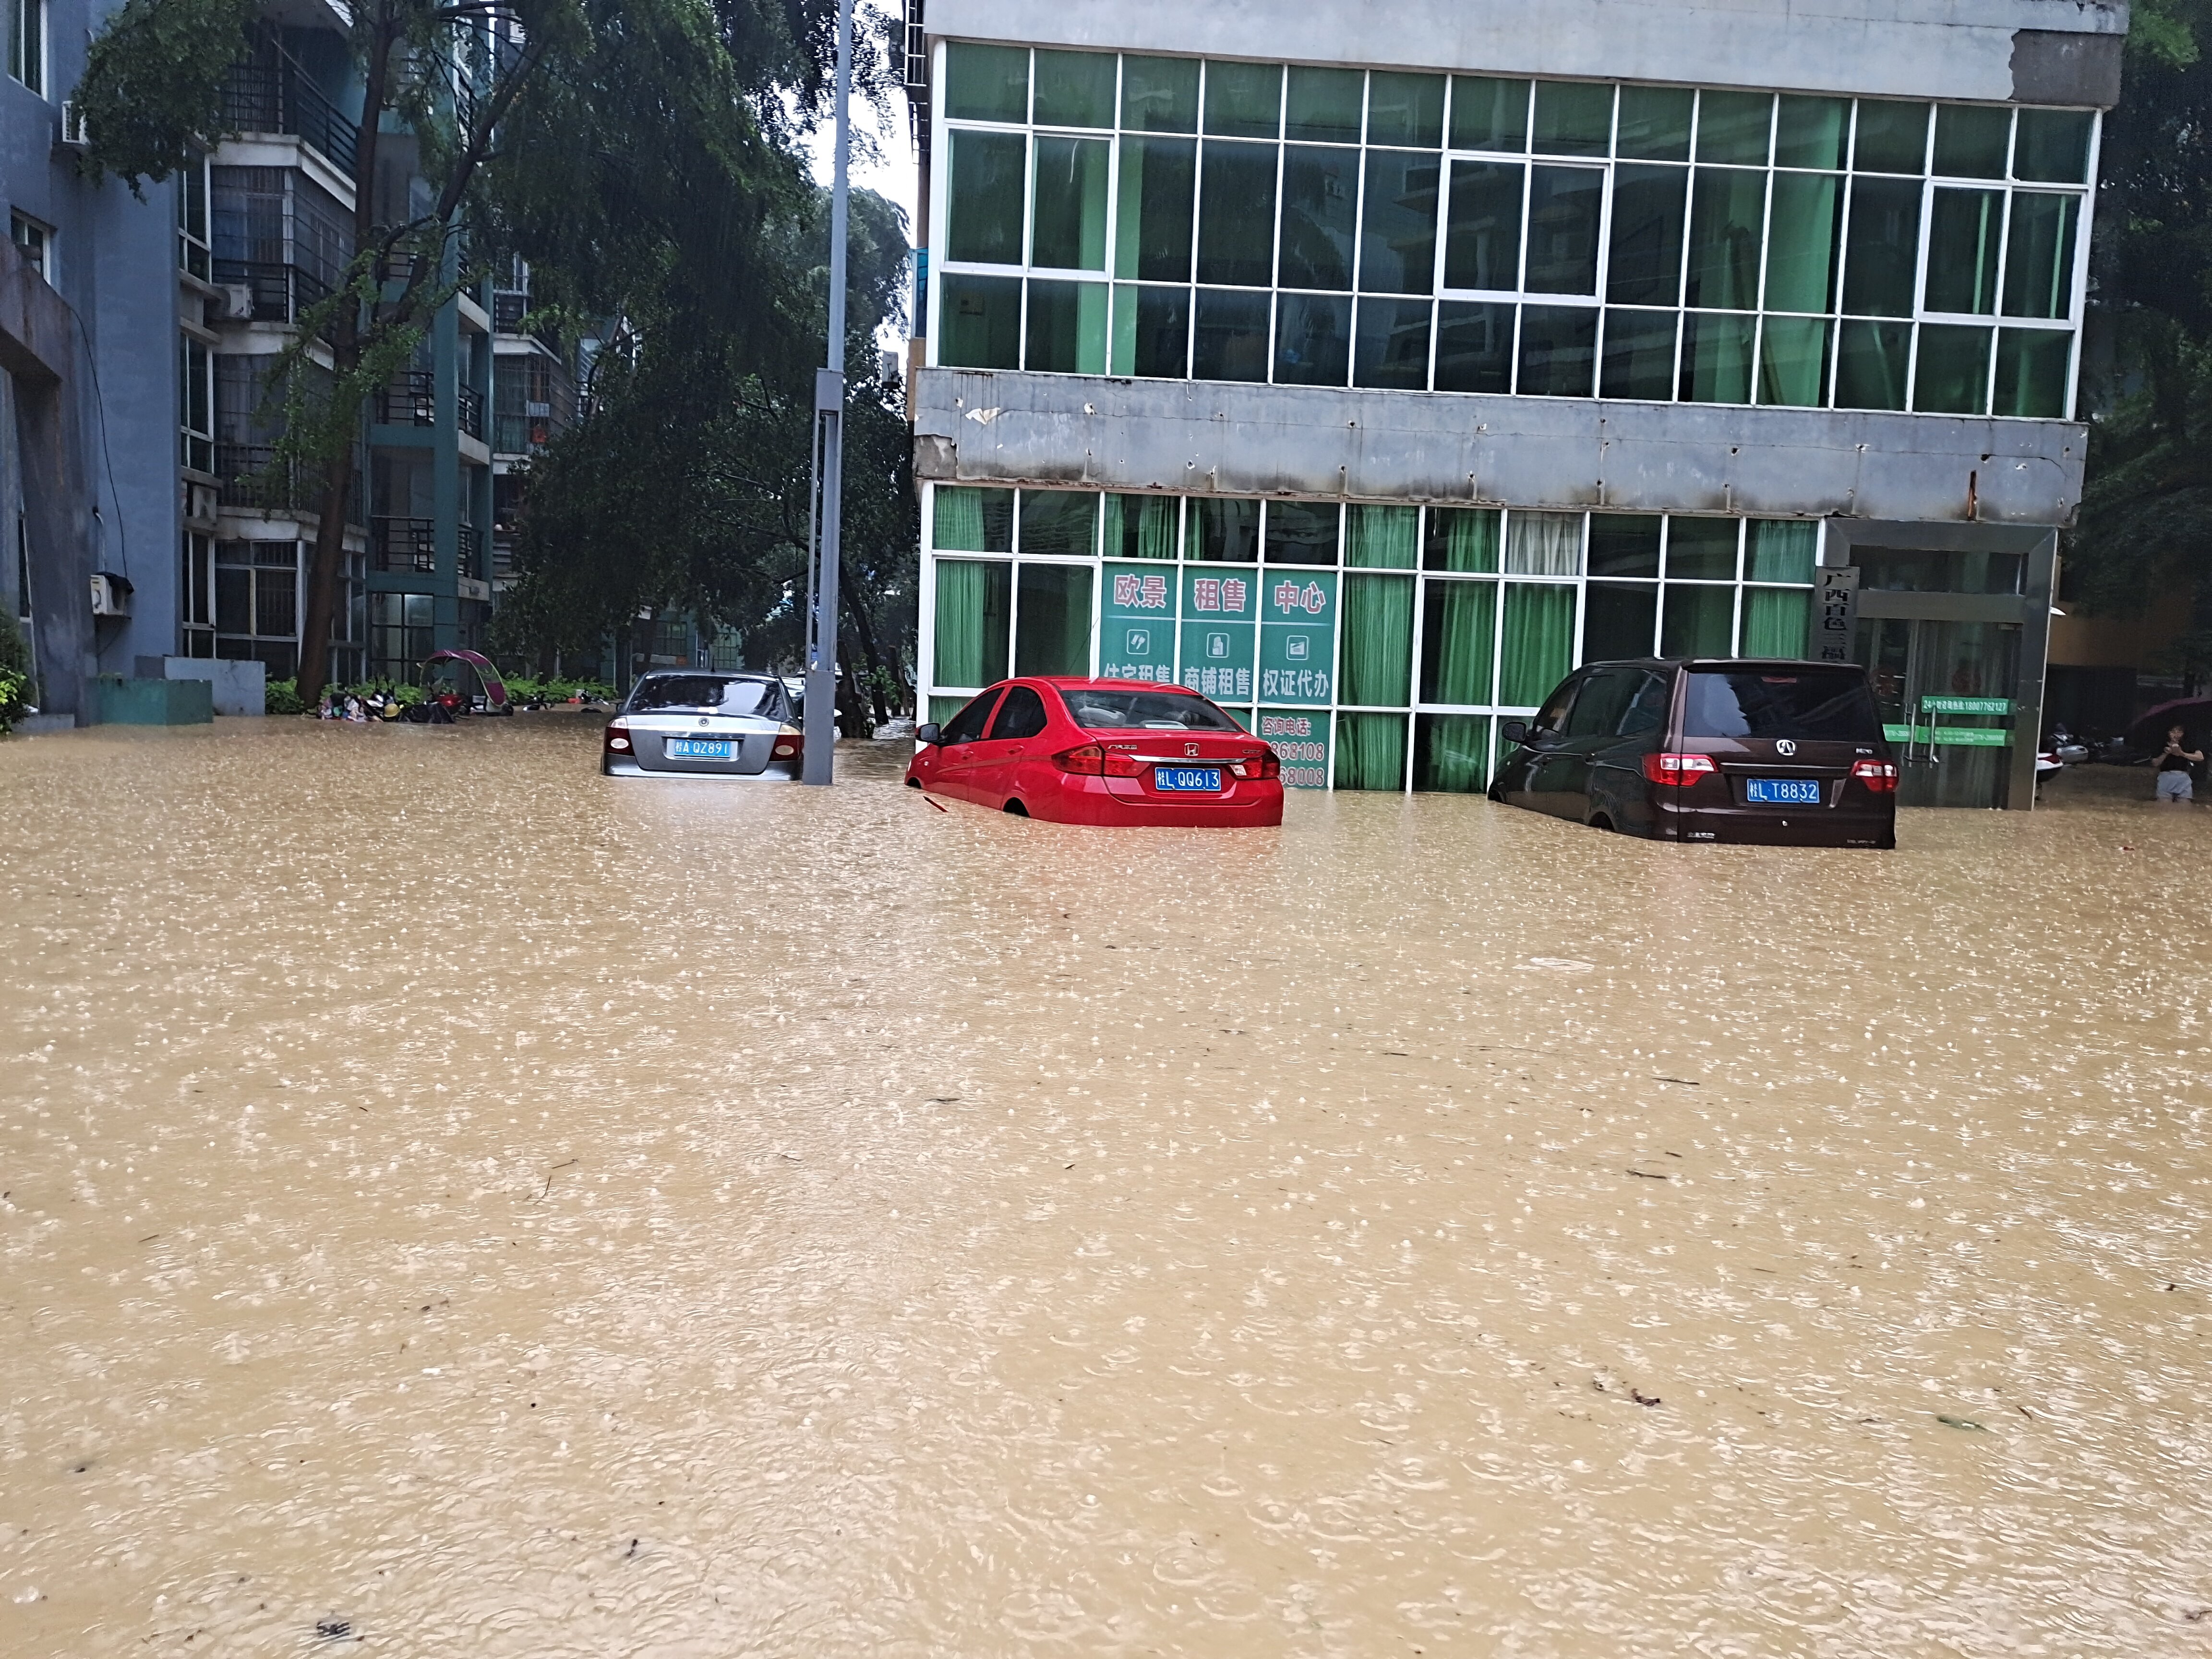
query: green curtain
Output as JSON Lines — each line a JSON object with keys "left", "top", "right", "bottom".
{"left": 1340, "top": 574, "right": 1414, "bottom": 706}
{"left": 1334, "top": 712, "right": 1407, "bottom": 790}
{"left": 934, "top": 487, "right": 1012, "bottom": 552}
{"left": 1747, "top": 520, "right": 1817, "bottom": 583}
{"left": 1499, "top": 583, "right": 1575, "bottom": 704}
{"left": 1757, "top": 316, "right": 1831, "bottom": 408}
{"left": 1414, "top": 713, "right": 1491, "bottom": 793}
{"left": 1763, "top": 173, "right": 1840, "bottom": 312}
{"left": 934, "top": 559, "right": 1011, "bottom": 686}
{"left": 1427, "top": 507, "right": 1499, "bottom": 572}
{"left": 1103, "top": 493, "right": 1178, "bottom": 558}
{"left": 928, "top": 695, "right": 970, "bottom": 727}
{"left": 1660, "top": 584, "right": 1734, "bottom": 657}
{"left": 1741, "top": 587, "right": 1812, "bottom": 656}
{"left": 1019, "top": 490, "right": 1099, "bottom": 555}
{"left": 1346, "top": 505, "right": 1419, "bottom": 567}
{"left": 1014, "top": 563, "right": 1094, "bottom": 675}
{"left": 1419, "top": 578, "right": 1496, "bottom": 704}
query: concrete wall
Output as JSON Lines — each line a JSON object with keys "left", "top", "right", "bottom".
{"left": 911, "top": 368, "right": 2086, "bottom": 527}
{"left": 924, "top": 0, "right": 2128, "bottom": 105}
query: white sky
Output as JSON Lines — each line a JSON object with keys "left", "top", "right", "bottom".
{"left": 800, "top": 2, "right": 922, "bottom": 345}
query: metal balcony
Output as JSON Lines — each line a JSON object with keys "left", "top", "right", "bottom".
{"left": 373, "top": 516, "right": 437, "bottom": 573}
{"left": 221, "top": 56, "right": 359, "bottom": 174}
{"left": 377, "top": 372, "right": 436, "bottom": 427}
{"left": 213, "top": 259, "right": 333, "bottom": 326}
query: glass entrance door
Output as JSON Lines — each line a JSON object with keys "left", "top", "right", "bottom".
{"left": 1857, "top": 619, "right": 2020, "bottom": 808}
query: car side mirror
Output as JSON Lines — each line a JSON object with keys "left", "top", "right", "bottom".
{"left": 914, "top": 722, "right": 941, "bottom": 745}
{"left": 1501, "top": 719, "right": 1528, "bottom": 743}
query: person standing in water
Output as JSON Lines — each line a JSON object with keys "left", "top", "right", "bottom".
{"left": 2155, "top": 723, "right": 2203, "bottom": 803}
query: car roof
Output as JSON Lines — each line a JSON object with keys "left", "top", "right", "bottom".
{"left": 1574, "top": 657, "right": 1859, "bottom": 671}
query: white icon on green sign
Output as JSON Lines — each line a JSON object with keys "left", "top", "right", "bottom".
{"left": 1126, "top": 628, "right": 1150, "bottom": 654}
{"left": 1207, "top": 632, "right": 1229, "bottom": 659}
{"left": 1286, "top": 636, "right": 1308, "bottom": 660}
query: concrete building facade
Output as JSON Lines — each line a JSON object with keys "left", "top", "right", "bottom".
{"left": 904, "top": 0, "right": 2124, "bottom": 807}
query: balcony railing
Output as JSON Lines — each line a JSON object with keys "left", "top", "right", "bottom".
{"left": 457, "top": 384, "right": 484, "bottom": 441}
{"left": 218, "top": 443, "right": 363, "bottom": 520}
{"left": 213, "top": 258, "right": 333, "bottom": 326}
{"left": 373, "top": 516, "right": 437, "bottom": 574}
{"left": 377, "top": 372, "right": 436, "bottom": 427}
{"left": 458, "top": 522, "right": 482, "bottom": 575}
{"left": 493, "top": 290, "right": 528, "bottom": 333}
{"left": 221, "top": 56, "right": 359, "bottom": 174}
{"left": 492, "top": 533, "right": 519, "bottom": 579}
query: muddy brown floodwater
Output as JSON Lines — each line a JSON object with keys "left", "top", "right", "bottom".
{"left": 2, "top": 716, "right": 2209, "bottom": 1657}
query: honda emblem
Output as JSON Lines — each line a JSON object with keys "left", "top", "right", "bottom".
{"left": 1185, "top": 743, "right": 1200, "bottom": 757}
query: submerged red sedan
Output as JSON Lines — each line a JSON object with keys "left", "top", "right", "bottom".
{"left": 908, "top": 678, "right": 1284, "bottom": 826}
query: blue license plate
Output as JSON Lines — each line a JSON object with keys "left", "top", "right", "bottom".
{"left": 1746, "top": 777, "right": 1822, "bottom": 805}
{"left": 1154, "top": 766, "right": 1223, "bottom": 793}
{"left": 667, "top": 738, "right": 733, "bottom": 759}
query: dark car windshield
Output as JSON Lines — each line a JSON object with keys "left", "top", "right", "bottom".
{"left": 1683, "top": 669, "right": 1881, "bottom": 741}
{"left": 626, "top": 675, "right": 781, "bottom": 717}
{"left": 1060, "top": 687, "right": 1243, "bottom": 731}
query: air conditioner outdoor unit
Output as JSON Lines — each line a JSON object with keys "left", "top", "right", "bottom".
{"left": 218, "top": 283, "right": 254, "bottom": 320}
{"left": 90, "top": 571, "right": 134, "bottom": 618}
{"left": 58, "top": 103, "right": 91, "bottom": 148}
{"left": 185, "top": 482, "right": 218, "bottom": 524}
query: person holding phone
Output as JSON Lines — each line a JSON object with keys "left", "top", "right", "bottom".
{"left": 2155, "top": 723, "right": 2204, "bottom": 803}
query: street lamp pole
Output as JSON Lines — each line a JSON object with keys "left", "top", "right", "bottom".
{"left": 801, "top": 0, "right": 854, "bottom": 785}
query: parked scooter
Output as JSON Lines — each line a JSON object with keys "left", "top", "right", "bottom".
{"left": 2044, "top": 722, "right": 2090, "bottom": 764}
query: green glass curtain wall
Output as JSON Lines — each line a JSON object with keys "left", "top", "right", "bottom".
{"left": 1334, "top": 712, "right": 1407, "bottom": 790}
{"left": 1414, "top": 713, "right": 1491, "bottom": 792}
{"left": 1499, "top": 583, "right": 1575, "bottom": 705}
{"left": 1419, "top": 578, "right": 1496, "bottom": 703}
{"left": 1014, "top": 563, "right": 1094, "bottom": 675}
{"left": 1340, "top": 574, "right": 1414, "bottom": 706}
{"left": 935, "top": 559, "right": 1012, "bottom": 687}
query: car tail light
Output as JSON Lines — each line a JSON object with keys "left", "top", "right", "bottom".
{"left": 1641, "top": 752, "right": 1717, "bottom": 785}
{"left": 772, "top": 722, "right": 801, "bottom": 759}
{"left": 1230, "top": 749, "right": 1280, "bottom": 781}
{"left": 1851, "top": 758, "right": 1899, "bottom": 793}
{"left": 604, "top": 720, "right": 632, "bottom": 752}
{"left": 1054, "top": 743, "right": 1144, "bottom": 778}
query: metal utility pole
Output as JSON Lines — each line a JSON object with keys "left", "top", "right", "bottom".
{"left": 801, "top": 0, "right": 854, "bottom": 785}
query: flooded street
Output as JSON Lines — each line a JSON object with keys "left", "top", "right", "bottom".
{"left": 2, "top": 715, "right": 2208, "bottom": 1657}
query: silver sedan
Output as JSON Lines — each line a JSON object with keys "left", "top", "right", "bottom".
{"left": 601, "top": 673, "right": 804, "bottom": 778}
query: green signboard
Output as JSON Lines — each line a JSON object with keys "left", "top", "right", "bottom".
{"left": 1099, "top": 561, "right": 1177, "bottom": 683}
{"left": 1256, "top": 708, "right": 1331, "bottom": 789}
{"left": 1919, "top": 695, "right": 2012, "bottom": 715}
{"left": 1883, "top": 723, "right": 2013, "bottom": 747}
{"left": 1259, "top": 570, "right": 1337, "bottom": 704}
{"left": 1178, "top": 565, "right": 1256, "bottom": 702}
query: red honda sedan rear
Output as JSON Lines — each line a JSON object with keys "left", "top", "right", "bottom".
{"left": 907, "top": 678, "right": 1285, "bottom": 826}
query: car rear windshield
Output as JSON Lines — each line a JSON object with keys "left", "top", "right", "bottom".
{"left": 1059, "top": 687, "right": 1243, "bottom": 731}
{"left": 1682, "top": 669, "right": 1881, "bottom": 742}
{"left": 628, "top": 676, "right": 780, "bottom": 716}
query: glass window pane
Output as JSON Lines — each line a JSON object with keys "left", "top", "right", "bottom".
{"left": 1197, "top": 141, "right": 1278, "bottom": 286}
{"left": 1434, "top": 300, "right": 1515, "bottom": 392}
{"left": 1015, "top": 562, "right": 1094, "bottom": 675}
{"left": 1424, "top": 507, "right": 1501, "bottom": 573}
{"left": 2014, "top": 108, "right": 2092, "bottom": 183}
{"left": 1341, "top": 574, "right": 1415, "bottom": 703}
{"left": 1334, "top": 712, "right": 1407, "bottom": 787}
{"left": 1369, "top": 72, "right": 1444, "bottom": 148}
{"left": 1924, "top": 187, "right": 2002, "bottom": 313}
{"left": 1103, "top": 493, "right": 1181, "bottom": 558}
{"left": 1025, "top": 279, "right": 1108, "bottom": 372}
{"left": 1191, "top": 497, "right": 1259, "bottom": 561}
{"left": 945, "top": 130, "right": 1026, "bottom": 264}
{"left": 1451, "top": 76, "right": 1528, "bottom": 152}
{"left": 1346, "top": 505, "right": 1419, "bottom": 567}
{"left": 1660, "top": 583, "right": 1733, "bottom": 656}
{"left": 1525, "top": 166, "right": 1602, "bottom": 294}
{"left": 1599, "top": 308, "right": 1677, "bottom": 400}
{"left": 1764, "top": 173, "right": 1841, "bottom": 312}
{"left": 1756, "top": 315, "right": 1832, "bottom": 406}
{"left": 939, "top": 273, "right": 1022, "bottom": 367}
{"left": 1122, "top": 56, "right": 1199, "bottom": 132}
{"left": 1115, "top": 137, "right": 1196, "bottom": 281}
{"left": 1419, "top": 579, "right": 1497, "bottom": 701}
{"left": 1697, "top": 91, "right": 1772, "bottom": 165}
{"left": 1775, "top": 96, "right": 1846, "bottom": 169}
{"left": 1994, "top": 327, "right": 2071, "bottom": 418}
{"left": 212, "top": 564, "right": 246, "bottom": 633}
{"left": 944, "top": 43, "right": 1028, "bottom": 123}
{"left": 2001, "top": 192, "right": 2078, "bottom": 319}
{"left": 1034, "top": 50, "right": 1115, "bottom": 127}
{"left": 1934, "top": 105, "right": 2009, "bottom": 178}
{"left": 1019, "top": 488, "right": 1099, "bottom": 554}
{"left": 1588, "top": 514, "right": 1660, "bottom": 577}
{"left": 1741, "top": 587, "right": 1811, "bottom": 656}
{"left": 1685, "top": 168, "right": 1765, "bottom": 309}
{"left": 1841, "top": 176, "right": 1922, "bottom": 316}
{"left": 1747, "top": 519, "right": 1817, "bottom": 582}
{"left": 1443, "top": 159, "right": 1525, "bottom": 291}
{"left": 1353, "top": 296, "right": 1432, "bottom": 388}
{"left": 1203, "top": 60, "right": 1281, "bottom": 138}
{"left": 1616, "top": 86, "right": 1692, "bottom": 161}
{"left": 934, "top": 558, "right": 1012, "bottom": 685}
{"left": 1517, "top": 304, "right": 1597, "bottom": 396}
{"left": 1606, "top": 164, "right": 1687, "bottom": 304}
{"left": 1032, "top": 136, "right": 1109, "bottom": 269}
{"left": 1265, "top": 499, "right": 1340, "bottom": 564}
{"left": 1285, "top": 65, "right": 1364, "bottom": 143}
{"left": 1583, "top": 580, "right": 1658, "bottom": 659}
{"left": 1359, "top": 151, "right": 1440, "bottom": 295}
{"left": 1274, "top": 293, "right": 1351, "bottom": 385}
{"left": 256, "top": 567, "right": 296, "bottom": 639}
{"left": 1500, "top": 583, "right": 1576, "bottom": 704}
{"left": 1414, "top": 713, "right": 1492, "bottom": 791}
{"left": 936, "top": 486, "right": 1012, "bottom": 551}
{"left": 1853, "top": 101, "right": 1930, "bottom": 173}
{"left": 1506, "top": 510, "right": 1583, "bottom": 575}
{"left": 1279, "top": 146, "right": 1358, "bottom": 289}
{"left": 1834, "top": 318, "right": 1911, "bottom": 409}
{"left": 1913, "top": 323, "right": 1991, "bottom": 414}
{"left": 1532, "top": 81, "right": 1612, "bottom": 156}
{"left": 1116, "top": 283, "right": 1190, "bottom": 376}
{"left": 1191, "top": 288, "right": 1272, "bottom": 380}
{"left": 1666, "top": 517, "right": 1738, "bottom": 579}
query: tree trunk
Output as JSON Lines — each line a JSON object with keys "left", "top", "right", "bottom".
{"left": 842, "top": 589, "right": 892, "bottom": 723}
{"left": 294, "top": 446, "right": 356, "bottom": 700}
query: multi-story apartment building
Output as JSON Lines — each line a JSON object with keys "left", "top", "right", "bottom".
{"left": 904, "top": 0, "right": 2123, "bottom": 807}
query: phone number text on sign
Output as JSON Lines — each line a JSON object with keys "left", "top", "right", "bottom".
{"left": 1259, "top": 711, "right": 1328, "bottom": 788}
